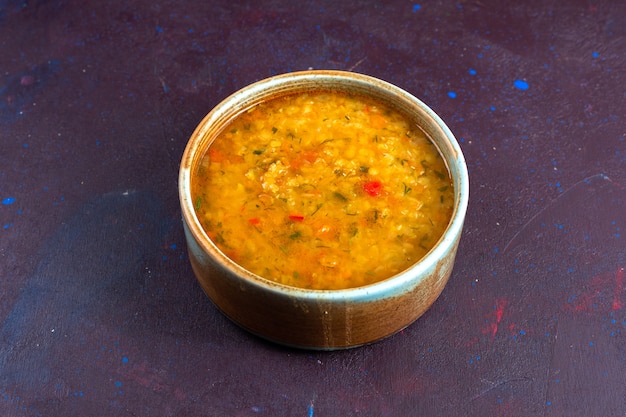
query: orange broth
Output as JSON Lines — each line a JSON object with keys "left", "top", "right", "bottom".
{"left": 192, "top": 91, "right": 454, "bottom": 290}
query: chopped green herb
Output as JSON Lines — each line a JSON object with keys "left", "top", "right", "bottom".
{"left": 367, "top": 209, "right": 379, "bottom": 223}
{"left": 360, "top": 166, "right": 369, "bottom": 173}
{"left": 290, "top": 231, "right": 302, "bottom": 239}
{"left": 253, "top": 149, "right": 265, "bottom": 155}
{"left": 311, "top": 203, "right": 323, "bottom": 216}
{"left": 214, "top": 232, "right": 225, "bottom": 245}
{"left": 434, "top": 170, "right": 447, "bottom": 180}
{"left": 195, "top": 197, "right": 202, "bottom": 210}
{"left": 333, "top": 192, "right": 348, "bottom": 201}
{"left": 403, "top": 182, "right": 412, "bottom": 195}
{"left": 271, "top": 126, "right": 278, "bottom": 134}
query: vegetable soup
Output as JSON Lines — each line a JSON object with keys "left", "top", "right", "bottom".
{"left": 192, "top": 91, "right": 454, "bottom": 290}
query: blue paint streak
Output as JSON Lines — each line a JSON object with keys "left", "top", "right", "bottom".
{"left": 2, "top": 197, "right": 15, "bottom": 205}
{"left": 447, "top": 91, "right": 457, "bottom": 98}
{"left": 514, "top": 79, "right": 529, "bottom": 90}
{"left": 308, "top": 404, "right": 314, "bottom": 417}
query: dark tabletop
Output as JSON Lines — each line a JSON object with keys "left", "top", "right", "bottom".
{"left": 1, "top": 1, "right": 625, "bottom": 416}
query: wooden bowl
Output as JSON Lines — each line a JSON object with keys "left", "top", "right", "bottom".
{"left": 179, "top": 70, "right": 469, "bottom": 349}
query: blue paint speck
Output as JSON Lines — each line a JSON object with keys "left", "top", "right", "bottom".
{"left": 514, "top": 79, "right": 529, "bottom": 90}
{"left": 412, "top": 4, "right": 421, "bottom": 12}
{"left": 156, "top": 25, "right": 163, "bottom": 33}
{"left": 2, "top": 197, "right": 15, "bottom": 205}
{"left": 122, "top": 357, "right": 129, "bottom": 363}
{"left": 114, "top": 381, "right": 122, "bottom": 388}
{"left": 447, "top": 91, "right": 457, "bottom": 99}
{"left": 469, "top": 68, "right": 477, "bottom": 75}
{"left": 592, "top": 51, "right": 599, "bottom": 58}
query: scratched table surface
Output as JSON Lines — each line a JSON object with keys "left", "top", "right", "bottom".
{"left": 1, "top": 0, "right": 625, "bottom": 416}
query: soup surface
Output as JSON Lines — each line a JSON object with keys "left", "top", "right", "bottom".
{"left": 192, "top": 91, "right": 454, "bottom": 290}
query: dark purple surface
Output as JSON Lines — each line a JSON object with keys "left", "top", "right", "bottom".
{"left": 1, "top": 1, "right": 625, "bottom": 416}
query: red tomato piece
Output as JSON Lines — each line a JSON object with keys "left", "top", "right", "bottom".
{"left": 363, "top": 180, "right": 382, "bottom": 196}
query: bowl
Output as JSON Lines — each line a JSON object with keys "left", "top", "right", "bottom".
{"left": 179, "top": 70, "right": 469, "bottom": 349}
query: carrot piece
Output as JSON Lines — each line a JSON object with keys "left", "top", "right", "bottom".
{"left": 209, "top": 148, "right": 226, "bottom": 163}
{"left": 289, "top": 214, "right": 305, "bottom": 222}
{"left": 369, "top": 113, "right": 387, "bottom": 129}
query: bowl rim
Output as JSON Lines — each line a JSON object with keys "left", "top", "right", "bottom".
{"left": 179, "top": 69, "right": 469, "bottom": 301}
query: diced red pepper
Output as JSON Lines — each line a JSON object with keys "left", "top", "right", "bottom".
{"left": 289, "top": 214, "right": 305, "bottom": 222}
{"left": 363, "top": 180, "right": 382, "bottom": 197}
{"left": 249, "top": 217, "right": 260, "bottom": 225}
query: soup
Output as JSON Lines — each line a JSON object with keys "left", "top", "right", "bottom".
{"left": 192, "top": 91, "right": 454, "bottom": 290}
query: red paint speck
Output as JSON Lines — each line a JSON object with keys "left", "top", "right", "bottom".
{"left": 481, "top": 298, "right": 508, "bottom": 342}
{"left": 565, "top": 266, "right": 625, "bottom": 314}
{"left": 20, "top": 75, "right": 35, "bottom": 86}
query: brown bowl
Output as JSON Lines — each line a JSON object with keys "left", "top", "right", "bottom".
{"left": 179, "top": 70, "right": 469, "bottom": 349}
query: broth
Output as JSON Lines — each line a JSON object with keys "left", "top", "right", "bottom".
{"left": 192, "top": 91, "right": 454, "bottom": 290}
